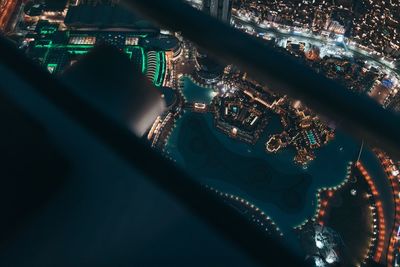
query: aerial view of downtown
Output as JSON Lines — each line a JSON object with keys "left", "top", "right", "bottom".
{"left": 1, "top": 0, "right": 400, "bottom": 266}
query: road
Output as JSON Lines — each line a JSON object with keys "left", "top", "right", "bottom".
{"left": 232, "top": 15, "right": 400, "bottom": 76}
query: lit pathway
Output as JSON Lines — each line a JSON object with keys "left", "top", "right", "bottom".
{"left": 356, "top": 161, "right": 388, "bottom": 264}
{"left": 374, "top": 150, "right": 400, "bottom": 267}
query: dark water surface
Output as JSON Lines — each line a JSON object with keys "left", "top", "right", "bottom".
{"left": 165, "top": 79, "right": 391, "bottom": 244}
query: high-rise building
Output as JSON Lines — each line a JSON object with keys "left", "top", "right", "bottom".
{"left": 202, "top": 0, "right": 232, "bottom": 23}
{"left": 195, "top": 0, "right": 231, "bottom": 83}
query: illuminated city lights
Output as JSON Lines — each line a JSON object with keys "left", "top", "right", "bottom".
{"left": 2, "top": 0, "right": 400, "bottom": 266}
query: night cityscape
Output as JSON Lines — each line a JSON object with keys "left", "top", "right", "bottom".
{"left": 1, "top": 0, "right": 400, "bottom": 266}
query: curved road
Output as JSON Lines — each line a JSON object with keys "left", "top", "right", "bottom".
{"left": 232, "top": 15, "right": 400, "bottom": 76}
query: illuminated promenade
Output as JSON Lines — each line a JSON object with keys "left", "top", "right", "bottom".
{"left": 374, "top": 150, "right": 400, "bottom": 267}
{"left": 356, "top": 161, "right": 388, "bottom": 265}
{"left": 207, "top": 186, "right": 284, "bottom": 239}
{"left": 292, "top": 160, "right": 395, "bottom": 266}
{"left": 295, "top": 162, "right": 374, "bottom": 266}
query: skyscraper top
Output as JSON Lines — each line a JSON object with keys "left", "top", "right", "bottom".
{"left": 202, "top": 0, "right": 232, "bottom": 24}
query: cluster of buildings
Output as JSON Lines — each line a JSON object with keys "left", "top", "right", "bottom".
{"left": 228, "top": 1, "right": 400, "bottom": 112}
{"left": 10, "top": 0, "right": 185, "bottom": 152}
{"left": 2, "top": 0, "right": 400, "bottom": 266}
{"left": 266, "top": 100, "right": 335, "bottom": 166}
{"left": 315, "top": 57, "right": 380, "bottom": 94}
{"left": 213, "top": 90, "right": 269, "bottom": 144}
{"left": 268, "top": 37, "right": 399, "bottom": 109}
{"left": 214, "top": 68, "right": 335, "bottom": 166}
{"left": 351, "top": 0, "right": 400, "bottom": 59}
{"left": 15, "top": 0, "right": 183, "bottom": 89}
{"left": 306, "top": 51, "right": 399, "bottom": 108}
{"left": 235, "top": 0, "right": 350, "bottom": 36}
{"left": 234, "top": 0, "right": 400, "bottom": 60}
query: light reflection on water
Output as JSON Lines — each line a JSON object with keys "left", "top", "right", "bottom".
{"left": 165, "top": 77, "right": 390, "bottom": 249}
